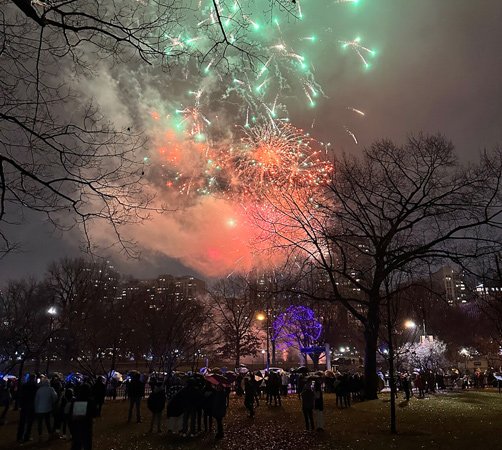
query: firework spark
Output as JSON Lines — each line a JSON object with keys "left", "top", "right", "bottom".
{"left": 339, "top": 36, "right": 376, "bottom": 69}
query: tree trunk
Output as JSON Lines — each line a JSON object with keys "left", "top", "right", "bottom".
{"left": 235, "top": 343, "right": 241, "bottom": 369}
{"left": 310, "top": 353, "right": 320, "bottom": 371}
{"left": 386, "top": 299, "right": 397, "bottom": 434}
{"left": 363, "top": 319, "right": 380, "bottom": 400}
{"left": 271, "top": 339, "right": 276, "bottom": 366}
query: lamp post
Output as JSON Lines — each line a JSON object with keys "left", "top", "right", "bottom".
{"left": 46, "top": 306, "right": 57, "bottom": 374}
{"left": 460, "top": 348, "right": 469, "bottom": 373}
{"left": 256, "top": 312, "right": 270, "bottom": 369}
{"left": 404, "top": 320, "right": 416, "bottom": 330}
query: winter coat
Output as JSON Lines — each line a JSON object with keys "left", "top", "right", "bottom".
{"left": 19, "top": 382, "right": 38, "bottom": 411}
{"left": 301, "top": 387, "right": 315, "bottom": 410}
{"left": 0, "top": 381, "right": 10, "bottom": 406}
{"left": 92, "top": 380, "right": 106, "bottom": 404}
{"left": 34, "top": 381, "right": 57, "bottom": 414}
{"left": 127, "top": 378, "right": 145, "bottom": 399}
{"left": 211, "top": 388, "right": 227, "bottom": 419}
{"left": 147, "top": 387, "right": 166, "bottom": 413}
{"left": 166, "top": 387, "right": 184, "bottom": 418}
{"left": 243, "top": 379, "right": 256, "bottom": 406}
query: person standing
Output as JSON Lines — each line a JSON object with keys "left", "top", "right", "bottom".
{"left": 281, "top": 370, "right": 289, "bottom": 396}
{"left": 59, "top": 387, "right": 75, "bottom": 440}
{"left": 92, "top": 377, "right": 106, "bottom": 417}
{"left": 313, "top": 379, "right": 324, "bottom": 431}
{"left": 34, "top": 377, "right": 57, "bottom": 440}
{"left": 402, "top": 373, "right": 411, "bottom": 401}
{"left": 0, "top": 378, "right": 11, "bottom": 425}
{"left": 211, "top": 384, "right": 227, "bottom": 440}
{"left": 127, "top": 372, "right": 144, "bottom": 423}
{"left": 243, "top": 376, "right": 256, "bottom": 418}
{"left": 166, "top": 379, "right": 184, "bottom": 434}
{"left": 147, "top": 381, "right": 166, "bottom": 433}
{"left": 301, "top": 382, "right": 315, "bottom": 432}
{"left": 16, "top": 374, "right": 38, "bottom": 443}
{"left": 69, "top": 383, "right": 96, "bottom": 450}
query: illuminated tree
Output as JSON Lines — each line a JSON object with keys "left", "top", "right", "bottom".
{"left": 273, "top": 305, "right": 323, "bottom": 369}
{"left": 400, "top": 339, "right": 447, "bottom": 373}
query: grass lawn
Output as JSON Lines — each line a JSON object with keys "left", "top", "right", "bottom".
{"left": 1, "top": 389, "right": 501, "bottom": 449}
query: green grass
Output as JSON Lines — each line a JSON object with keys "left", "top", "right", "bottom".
{"left": 1, "top": 390, "right": 501, "bottom": 449}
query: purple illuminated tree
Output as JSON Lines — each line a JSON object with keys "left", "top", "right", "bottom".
{"left": 273, "top": 305, "right": 324, "bottom": 369}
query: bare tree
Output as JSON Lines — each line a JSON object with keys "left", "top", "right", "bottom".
{"left": 127, "top": 280, "right": 213, "bottom": 374}
{"left": 46, "top": 257, "right": 120, "bottom": 374}
{"left": 0, "top": 1, "right": 193, "bottom": 255}
{"left": 0, "top": 1, "right": 306, "bottom": 256}
{"left": 0, "top": 279, "right": 53, "bottom": 376}
{"left": 258, "top": 134, "right": 502, "bottom": 399}
{"left": 206, "top": 276, "right": 261, "bottom": 368}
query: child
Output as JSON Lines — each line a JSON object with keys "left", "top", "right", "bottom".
{"left": 60, "top": 388, "right": 74, "bottom": 440}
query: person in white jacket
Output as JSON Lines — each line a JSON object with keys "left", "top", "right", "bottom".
{"left": 34, "top": 378, "right": 57, "bottom": 440}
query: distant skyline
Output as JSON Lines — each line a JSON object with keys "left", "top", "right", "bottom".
{"left": 2, "top": 0, "right": 502, "bottom": 283}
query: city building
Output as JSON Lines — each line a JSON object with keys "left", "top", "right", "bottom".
{"left": 431, "top": 265, "right": 468, "bottom": 305}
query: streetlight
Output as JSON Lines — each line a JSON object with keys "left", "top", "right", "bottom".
{"left": 404, "top": 320, "right": 416, "bottom": 329}
{"left": 460, "top": 348, "right": 470, "bottom": 373}
{"left": 256, "top": 312, "right": 270, "bottom": 369}
{"left": 46, "top": 306, "right": 57, "bottom": 374}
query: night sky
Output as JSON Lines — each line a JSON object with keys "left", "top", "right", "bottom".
{"left": 2, "top": 0, "right": 502, "bottom": 283}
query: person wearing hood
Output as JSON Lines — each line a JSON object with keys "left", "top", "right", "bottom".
{"left": 301, "top": 381, "right": 315, "bottom": 431}
{"left": 34, "top": 378, "right": 57, "bottom": 440}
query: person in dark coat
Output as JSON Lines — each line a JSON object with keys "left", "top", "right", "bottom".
{"left": 313, "top": 379, "right": 324, "bottom": 431}
{"left": 211, "top": 384, "right": 227, "bottom": 440}
{"left": 59, "top": 388, "right": 74, "bottom": 440}
{"left": 92, "top": 377, "right": 106, "bottom": 417}
{"left": 180, "top": 377, "right": 199, "bottom": 437}
{"left": 69, "top": 383, "right": 96, "bottom": 450}
{"left": 268, "top": 371, "right": 282, "bottom": 406}
{"left": 202, "top": 381, "right": 214, "bottom": 433}
{"left": 243, "top": 376, "right": 256, "bottom": 418}
{"left": 301, "top": 382, "right": 315, "bottom": 431}
{"left": 166, "top": 379, "right": 183, "bottom": 433}
{"left": 16, "top": 374, "right": 38, "bottom": 443}
{"left": 147, "top": 381, "right": 166, "bottom": 433}
{"left": 127, "top": 373, "right": 144, "bottom": 423}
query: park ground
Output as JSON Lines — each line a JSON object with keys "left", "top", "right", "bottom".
{"left": 0, "top": 389, "right": 501, "bottom": 450}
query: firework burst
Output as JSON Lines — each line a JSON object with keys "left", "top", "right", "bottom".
{"left": 227, "top": 122, "right": 333, "bottom": 198}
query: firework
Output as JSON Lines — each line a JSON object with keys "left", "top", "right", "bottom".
{"left": 153, "top": 119, "right": 333, "bottom": 200}
{"left": 227, "top": 122, "right": 333, "bottom": 198}
{"left": 339, "top": 36, "right": 376, "bottom": 69}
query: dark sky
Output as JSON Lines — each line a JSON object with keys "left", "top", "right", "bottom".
{"left": 2, "top": 0, "right": 502, "bottom": 283}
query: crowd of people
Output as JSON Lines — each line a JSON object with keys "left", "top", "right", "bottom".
{"left": 0, "top": 373, "right": 104, "bottom": 449}
{"left": 0, "top": 365, "right": 501, "bottom": 448}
